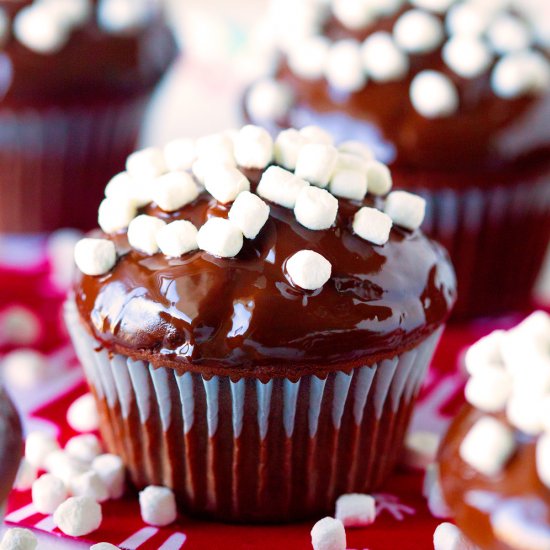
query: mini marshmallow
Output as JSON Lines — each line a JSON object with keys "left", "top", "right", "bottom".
{"left": 67, "top": 393, "right": 100, "bottom": 433}
{"left": 464, "top": 330, "right": 505, "bottom": 375}
{"left": 424, "top": 464, "right": 452, "bottom": 519}
{"left": 487, "top": 13, "right": 532, "bottom": 54}
{"left": 126, "top": 147, "right": 165, "bottom": 180}
{"left": 2, "top": 349, "right": 48, "bottom": 389}
{"left": 91, "top": 544, "right": 120, "bottom": 550}
{"left": 274, "top": 129, "right": 307, "bottom": 170}
{"left": 234, "top": 125, "right": 273, "bottom": 169}
{"left": 97, "top": 0, "right": 151, "bottom": 33}
{"left": 163, "top": 138, "right": 196, "bottom": 172}
{"left": 402, "top": 430, "right": 440, "bottom": 470}
{"left": 442, "top": 36, "right": 493, "bottom": 79}
{"left": 92, "top": 454, "right": 125, "bottom": 500}
{"left": 295, "top": 143, "right": 338, "bottom": 188}
{"left": 0, "top": 528, "right": 37, "bottom": 550}
{"left": 195, "top": 133, "right": 235, "bottom": 165}
{"left": 288, "top": 36, "right": 331, "bottom": 80}
{"left": 353, "top": 207, "right": 392, "bottom": 246}
{"left": 70, "top": 471, "right": 109, "bottom": 503}
{"left": 332, "top": 0, "right": 376, "bottom": 30}
{"left": 53, "top": 496, "right": 102, "bottom": 536}
{"left": 156, "top": 220, "right": 198, "bottom": 258}
{"left": 366, "top": 160, "right": 393, "bottom": 196}
{"left": 384, "top": 191, "right": 426, "bottom": 230}
{"left": 139, "top": 486, "right": 177, "bottom": 527}
{"left": 127, "top": 215, "right": 166, "bottom": 255}
{"left": 335, "top": 493, "right": 376, "bottom": 528}
{"left": 246, "top": 78, "right": 293, "bottom": 121}
{"left": 338, "top": 141, "right": 374, "bottom": 161}
{"left": 330, "top": 170, "right": 368, "bottom": 201}
{"left": 410, "top": 0, "right": 455, "bottom": 12}
{"left": 537, "top": 433, "right": 550, "bottom": 489}
{"left": 65, "top": 434, "right": 102, "bottom": 463}
{"left": 32, "top": 473, "right": 68, "bottom": 514}
{"left": 257, "top": 166, "right": 309, "bottom": 208}
{"left": 465, "top": 365, "right": 513, "bottom": 413}
{"left": 45, "top": 450, "right": 89, "bottom": 486}
{"left": 104, "top": 172, "right": 151, "bottom": 208}
{"left": 325, "top": 39, "right": 366, "bottom": 92}
{"left": 228, "top": 191, "right": 270, "bottom": 239}
{"left": 204, "top": 166, "right": 250, "bottom": 204}
{"left": 300, "top": 126, "right": 334, "bottom": 146}
{"left": 433, "top": 522, "right": 475, "bottom": 550}
{"left": 311, "top": 517, "right": 346, "bottom": 550}
{"left": 197, "top": 217, "right": 244, "bottom": 258}
{"left": 25, "top": 432, "right": 60, "bottom": 469}
{"left": 410, "top": 71, "right": 459, "bottom": 118}
{"left": 362, "top": 32, "right": 409, "bottom": 82}
{"left": 459, "top": 416, "right": 516, "bottom": 476}
{"left": 98, "top": 196, "right": 137, "bottom": 234}
{"left": 74, "top": 238, "right": 116, "bottom": 276}
{"left": 43, "top": 0, "right": 91, "bottom": 26}
{"left": 151, "top": 172, "right": 198, "bottom": 212}
{"left": 286, "top": 250, "right": 332, "bottom": 291}
{"left": 14, "top": 458, "right": 38, "bottom": 491}
{"left": 506, "top": 393, "right": 544, "bottom": 435}
{"left": 445, "top": 3, "right": 490, "bottom": 36}
{"left": 394, "top": 9, "right": 443, "bottom": 54}
{"left": 294, "top": 186, "right": 338, "bottom": 230}
{"left": 13, "top": 5, "right": 69, "bottom": 54}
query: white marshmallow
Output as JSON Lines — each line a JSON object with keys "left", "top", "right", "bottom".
{"left": 104, "top": 172, "right": 151, "bottom": 208}
{"left": 366, "top": 160, "right": 393, "bottom": 196}
{"left": 338, "top": 141, "right": 375, "bottom": 161}
{"left": 151, "top": 172, "right": 199, "bottom": 212}
{"left": 70, "top": 471, "right": 109, "bottom": 503}
{"left": 13, "top": 6, "right": 69, "bottom": 54}
{"left": 311, "top": 517, "right": 346, "bottom": 550}
{"left": 257, "top": 166, "right": 310, "bottom": 208}
{"left": 0, "top": 306, "right": 40, "bottom": 347}
{"left": 295, "top": 143, "right": 338, "bottom": 188}
{"left": 424, "top": 464, "right": 452, "bottom": 519}
{"left": 42, "top": 0, "right": 92, "bottom": 26}
{"left": 410, "top": 70, "right": 459, "bottom": 118}
{"left": 335, "top": 493, "right": 376, "bottom": 528}
{"left": 14, "top": 458, "right": 38, "bottom": 491}
{"left": 394, "top": 9, "right": 443, "bottom": 54}
{"left": 74, "top": 238, "right": 116, "bottom": 277}
{"left": 325, "top": 40, "right": 366, "bottom": 92}
{"left": 53, "top": 496, "right": 102, "bottom": 537}
{"left": 410, "top": 0, "right": 455, "bottom": 12}
{"left": 91, "top": 545, "right": 120, "bottom": 550}
{"left": 353, "top": 207, "right": 393, "bottom": 246}
{"left": 465, "top": 365, "right": 513, "bottom": 413}
{"left": 274, "top": 129, "right": 307, "bottom": 170}
{"left": 97, "top": 0, "right": 152, "bottom": 33}
{"left": 330, "top": 170, "right": 368, "bottom": 201}
{"left": 197, "top": 217, "right": 244, "bottom": 258}
{"left": 92, "top": 454, "right": 125, "bottom": 500}
{"left": 246, "top": 78, "right": 293, "bottom": 121}
{"left": 195, "top": 133, "right": 235, "bottom": 165}
{"left": 294, "top": 187, "right": 338, "bottom": 230}
{"left": 25, "top": 432, "right": 60, "bottom": 470}
{"left": 384, "top": 190, "right": 426, "bottom": 230}
{"left": 127, "top": 215, "right": 166, "bottom": 255}
{"left": 2, "top": 349, "right": 48, "bottom": 389}
{"left": 32, "top": 473, "right": 68, "bottom": 514}
{"left": 286, "top": 250, "right": 332, "bottom": 290}
{"left": 67, "top": 393, "right": 100, "bottom": 433}
{"left": 65, "top": 434, "right": 102, "bottom": 463}
{"left": 163, "top": 138, "right": 196, "bottom": 172}
{"left": 506, "top": 392, "right": 544, "bottom": 435}
{"left": 300, "top": 126, "right": 334, "bottom": 146}
{"left": 433, "top": 522, "right": 475, "bottom": 550}
{"left": 443, "top": 36, "right": 493, "bottom": 79}
{"left": 228, "top": 191, "right": 270, "bottom": 239}
{"left": 362, "top": 32, "right": 409, "bottom": 82}
{"left": 234, "top": 125, "right": 273, "bottom": 169}
{"left": 402, "top": 430, "right": 440, "bottom": 470}
{"left": 0, "top": 528, "right": 38, "bottom": 550}
{"left": 98, "top": 196, "right": 137, "bottom": 234}
{"left": 139, "top": 486, "right": 177, "bottom": 527}
{"left": 459, "top": 416, "right": 516, "bottom": 476}
{"left": 288, "top": 36, "right": 331, "bottom": 80}
{"left": 332, "top": 0, "right": 376, "bottom": 30}
{"left": 204, "top": 166, "right": 250, "bottom": 204}
{"left": 45, "top": 450, "right": 89, "bottom": 486}
{"left": 537, "top": 433, "right": 550, "bottom": 489}
{"left": 539, "top": 394, "right": 550, "bottom": 433}
{"left": 487, "top": 13, "right": 532, "bottom": 54}
{"left": 464, "top": 330, "right": 505, "bottom": 375}
{"left": 156, "top": 220, "right": 198, "bottom": 258}
{"left": 446, "top": 3, "right": 490, "bottom": 36}
{"left": 126, "top": 147, "right": 165, "bottom": 181}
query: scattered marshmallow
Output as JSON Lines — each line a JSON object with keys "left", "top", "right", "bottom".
{"left": 74, "top": 238, "right": 116, "bottom": 276}
{"left": 65, "top": 434, "right": 102, "bottom": 463}
{"left": 465, "top": 365, "right": 513, "bottom": 413}
{"left": 410, "top": 71, "right": 459, "bottom": 118}
{"left": 163, "top": 138, "right": 196, "bottom": 172}
{"left": 366, "top": 161, "right": 393, "bottom": 196}
{"left": 362, "top": 32, "right": 409, "bottom": 82}
{"left": 330, "top": 169, "right": 368, "bottom": 201}
{"left": 274, "top": 129, "right": 307, "bottom": 170}
{"left": 295, "top": 143, "right": 338, "bottom": 188}
{"left": 394, "top": 9, "right": 443, "bottom": 54}
{"left": 67, "top": 393, "right": 100, "bottom": 433}
{"left": 45, "top": 450, "right": 89, "bottom": 486}
{"left": 257, "top": 166, "right": 309, "bottom": 208}
{"left": 204, "top": 166, "right": 250, "bottom": 204}
{"left": 92, "top": 454, "right": 125, "bottom": 500}
{"left": 14, "top": 458, "right": 38, "bottom": 491}
{"left": 0, "top": 528, "right": 38, "bottom": 550}
{"left": 197, "top": 217, "right": 244, "bottom": 258}
{"left": 195, "top": 133, "right": 235, "bottom": 165}
{"left": 442, "top": 36, "right": 493, "bottom": 79}
{"left": 433, "top": 522, "right": 474, "bottom": 550}
{"left": 487, "top": 13, "right": 532, "bottom": 54}
{"left": 335, "top": 494, "right": 376, "bottom": 528}
{"left": 285, "top": 250, "right": 332, "bottom": 291}
{"left": 464, "top": 330, "right": 505, "bottom": 375}
{"left": 384, "top": 191, "right": 426, "bottom": 230}
{"left": 300, "top": 126, "right": 334, "bottom": 146}
{"left": 332, "top": 0, "right": 376, "bottom": 30}
{"left": 506, "top": 392, "right": 544, "bottom": 435}
{"left": 459, "top": 416, "right": 515, "bottom": 476}
{"left": 13, "top": 5, "right": 69, "bottom": 54}
{"left": 311, "top": 517, "right": 346, "bottom": 550}
{"left": 228, "top": 191, "right": 270, "bottom": 239}
{"left": 151, "top": 172, "right": 199, "bottom": 212}
{"left": 338, "top": 141, "right": 374, "bottom": 161}
{"left": 294, "top": 186, "right": 338, "bottom": 230}
{"left": 32, "top": 473, "right": 68, "bottom": 514}
{"left": 126, "top": 147, "right": 165, "bottom": 181}
{"left": 127, "top": 215, "right": 166, "bottom": 255}
{"left": 156, "top": 220, "right": 198, "bottom": 258}
{"left": 288, "top": 36, "right": 331, "bottom": 80}
{"left": 91, "top": 544, "right": 120, "bottom": 550}
{"left": 402, "top": 430, "right": 440, "bottom": 470}
{"left": 537, "top": 433, "right": 550, "bottom": 489}
{"left": 234, "top": 125, "right": 273, "bottom": 169}
{"left": 97, "top": 0, "right": 152, "bottom": 34}
{"left": 98, "top": 196, "right": 137, "bottom": 234}
{"left": 70, "top": 471, "right": 109, "bottom": 503}
{"left": 2, "top": 349, "right": 48, "bottom": 389}
{"left": 353, "top": 207, "right": 392, "bottom": 246}
{"left": 53, "top": 496, "right": 102, "bottom": 537}
{"left": 139, "top": 486, "right": 177, "bottom": 527}
{"left": 445, "top": 3, "right": 490, "bottom": 37}
{"left": 25, "top": 431, "right": 61, "bottom": 470}
{"left": 325, "top": 40, "right": 366, "bottom": 92}
{"left": 246, "top": 78, "right": 293, "bottom": 121}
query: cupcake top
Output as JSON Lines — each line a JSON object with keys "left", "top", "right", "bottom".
{"left": 247, "top": 0, "right": 550, "bottom": 171}
{"left": 72, "top": 125, "right": 456, "bottom": 378}
{"left": 439, "top": 311, "right": 550, "bottom": 549}
{"left": 0, "top": 387, "right": 22, "bottom": 506}
{"left": 0, "top": 0, "right": 177, "bottom": 106}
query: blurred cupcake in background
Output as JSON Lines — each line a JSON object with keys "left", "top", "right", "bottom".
{"left": 244, "top": 0, "right": 550, "bottom": 319}
{"left": 0, "top": 0, "right": 177, "bottom": 233}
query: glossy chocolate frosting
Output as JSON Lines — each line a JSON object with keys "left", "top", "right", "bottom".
{"left": 0, "top": 0, "right": 177, "bottom": 106}
{"left": 0, "top": 387, "right": 22, "bottom": 508}
{"left": 74, "top": 167, "right": 456, "bottom": 378}
{"left": 439, "top": 405, "right": 550, "bottom": 550}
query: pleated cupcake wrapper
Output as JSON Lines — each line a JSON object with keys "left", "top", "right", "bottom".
{"left": 65, "top": 300, "right": 443, "bottom": 522}
{"left": 0, "top": 95, "right": 148, "bottom": 232}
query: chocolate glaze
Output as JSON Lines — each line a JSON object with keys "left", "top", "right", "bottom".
{"left": 0, "top": 387, "right": 22, "bottom": 509}
{"left": 75, "top": 167, "right": 456, "bottom": 378}
{"left": 439, "top": 405, "right": 550, "bottom": 550}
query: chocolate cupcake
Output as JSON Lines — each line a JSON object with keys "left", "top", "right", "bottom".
{"left": 439, "top": 311, "right": 550, "bottom": 549}
{"left": 66, "top": 124, "right": 456, "bottom": 522}
{"left": 244, "top": 0, "right": 550, "bottom": 319}
{"left": 0, "top": 0, "right": 177, "bottom": 233}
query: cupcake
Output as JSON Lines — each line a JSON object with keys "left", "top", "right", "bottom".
{"left": 244, "top": 0, "right": 550, "bottom": 319}
{"left": 438, "top": 311, "right": 550, "bottom": 549}
{"left": 66, "top": 124, "right": 456, "bottom": 522}
{"left": 0, "top": 0, "right": 177, "bottom": 233}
